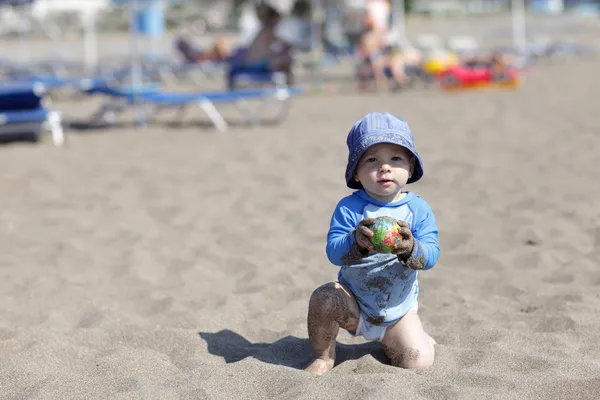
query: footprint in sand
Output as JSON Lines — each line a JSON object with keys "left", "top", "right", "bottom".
{"left": 134, "top": 296, "right": 175, "bottom": 317}
{"left": 270, "top": 272, "right": 294, "bottom": 286}
{"left": 513, "top": 250, "right": 541, "bottom": 270}
{"left": 543, "top": 273, "right": 575, "bottom": 284}
{"left": 534, "top": 315, "right": 577, "bottom": 333}
{"left": 442, "top": 253, "right": 504, "bottom": 271}
{"left": 420, "top": 385, "right": 460, "bottom": 400}
{"left": 439, "top": 231, "right": 471, "bottom": 253}
{"left": 452, "top": 370, "right": 508, "bottom": 389}
{"left": 546, "top": 293, "right": 584, "bottom": 308}
{"left": 235, "top": 270, "right": 257, "bottom": 284}
{"left": 147, "top": 205, "right": 181, "bottom": 225}
{"left": 455, "top": 349, "right": 487, "bottom": 369}
{"left": 0, "top": 327, "right": 16, "bottom": 341}
{"left": 77, "top": 308, "right": 103, "bottom": 329}
{"left": 166, "top": 259, "right": 195, "bottom": 283}
{"left": 233, "top": 284, "right": 264, "bottom": 295}
{"left": 255, "top": 173, "right": 288, "bottom": 189}
{"left": 224, "top": 257, "right": 258, "bottom": 277}
{"left": 504, "top": 353, "right": 556, "bottom": 373}
{"left": 592, "top": 225, "right": 600, "bottom": 254}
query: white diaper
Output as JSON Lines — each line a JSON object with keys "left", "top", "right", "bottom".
{"left": 354, "top": 304, "right": 419, "bottom": 342}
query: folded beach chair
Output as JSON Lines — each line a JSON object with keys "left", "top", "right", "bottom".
{"left": 83, "top": 82, "right": 302, "bottom": 132}
{"left": 0, "top": 83, "right": 65, "bottom": 146}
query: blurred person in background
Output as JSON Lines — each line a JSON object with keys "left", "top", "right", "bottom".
{"left": 321, "top": 4, "right": 352, "bottom": 58}
{"left": 238, "top": 2, "right": 262, "bottom": 46}
{"left": 175, "top": 35, "right": 234, "bottom": 64}
{"left": 365, "top": 0, "right": 391, "bottom": 40}
{"left": 236, "top": 0, "right": 312, "bottom": 85}
{"left": 275, "top": 0, "right": 313, "bottom": 53}
{"left": 356, "top": 0, "right": 422, "bottom": 91}
{"left": 355, "top": 0, "right": 428, "bottom": 91}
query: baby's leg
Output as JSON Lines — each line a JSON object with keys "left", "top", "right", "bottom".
{"left": 382, "top": 309, "right": 436, "bottom": 369}
{"left": 305, "top": 282, "right": 360, "bottom": 376}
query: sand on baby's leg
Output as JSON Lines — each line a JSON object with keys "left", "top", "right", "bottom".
{"left": 305, "top": 282, "right": 360, "bottom": 376}
{"left": 381, "top": 309, "right": 436, "bottom": 369}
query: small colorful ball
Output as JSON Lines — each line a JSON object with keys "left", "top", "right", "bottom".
{"left": 370, "top": 216, "right": 402, "bottom": 253}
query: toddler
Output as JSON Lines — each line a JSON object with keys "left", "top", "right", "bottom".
{"left": 305, "top": 112, "right": 440, "bottom": 376}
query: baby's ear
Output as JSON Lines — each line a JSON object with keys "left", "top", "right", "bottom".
{"left": 409, "top": 156, "right": 415, "bottom": 178}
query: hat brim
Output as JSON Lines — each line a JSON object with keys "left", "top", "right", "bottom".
{"left": 345, "top": 135, "right": 424, "bottom": 189}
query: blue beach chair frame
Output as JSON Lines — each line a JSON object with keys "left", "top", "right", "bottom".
{"left": 82, "top": 81, "right": 302, "bottom": 132}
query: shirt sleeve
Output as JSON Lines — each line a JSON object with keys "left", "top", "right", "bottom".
{"left": 325, "top": 199, "right": 362, "bottom": 266}
{"left": 406, "top": 198, "right": 440, "bottom": 270}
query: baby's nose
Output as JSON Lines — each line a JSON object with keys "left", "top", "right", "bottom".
{"left": 379, "top": 163, "right": 391, "bottom": 172}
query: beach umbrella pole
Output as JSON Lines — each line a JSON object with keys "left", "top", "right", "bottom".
{"left": 17, "top": 3, "right": 31, "bottom": 66}
{"left": 82, "top": 11, "right": 98, "bottom": 74}
{"left": 129, "top": 0, "right": 146, "bottom": 127}
{"left": 511, "top": 0, "right": 526, "bottom": 53}
{"left": 394, "top": 0, "right": 407, "bottom": 45}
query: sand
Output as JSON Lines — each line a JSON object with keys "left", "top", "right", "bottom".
{"left": 2, "top": 19, "right": 600, "bottom": 400}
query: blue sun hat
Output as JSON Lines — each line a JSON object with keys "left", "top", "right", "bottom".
{"left": 345, "top": 112, "right": 424, "bottom": 189}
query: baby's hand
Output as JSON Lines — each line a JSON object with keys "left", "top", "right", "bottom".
{"left": 392, "top": 220, "right": 415, "bottom": 260}
{"left": 354, "top": 218, "right": 376, "bottom": 252}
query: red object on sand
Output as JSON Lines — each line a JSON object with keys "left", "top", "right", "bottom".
{"left": 438, "top": 64, "right": 520, "bottom": 91}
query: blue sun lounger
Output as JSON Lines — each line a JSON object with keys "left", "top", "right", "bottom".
{"left": 11, "top": 75, "right": 82, "bottom": 90}
{"left": 10, "top": 73, "right": 143, "bottom": 96}
{"left": 83, "top": 83, "right": 302, "bottom": 132}
{"left": 0, "top": 83, "right": 65, "bottom": 146}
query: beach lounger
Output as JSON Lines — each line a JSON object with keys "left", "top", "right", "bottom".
{"left": 163, "top": 60, "right": 226, "bottom": 85}
{"left": 83, "top": 83, "right": 302, "bottom": 132}
{"left": 228, "top": 64, "right": 279, "bottom": 89}
{"left": 0, "top": 84, "right": 65, "bottom": 146}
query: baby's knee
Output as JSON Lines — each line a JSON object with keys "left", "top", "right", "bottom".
{"left": 308, "top": 283, "right": 345, "bottom": 318}
{"left": 385, "top": 344, "right": 434, "bottom": 369}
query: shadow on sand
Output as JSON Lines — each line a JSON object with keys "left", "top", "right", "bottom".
{"left": 198, "top": 329, "right": 389, "bottom": 370}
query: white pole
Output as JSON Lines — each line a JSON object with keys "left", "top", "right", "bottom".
{"left": 82, "top": 11, "right": 98, "bottom": 74}
{"left": 149, "top": 0, "right": 163, "bottom": 56}
{"left": 511, "top": 0, "right": 526, "bottom": 53}
{"left": 18, "top": 4, "right": 31, "bottom": 65}
{"left": 129, "top": 0, "right": 145, "bottom": 127}
{"left": 395, "top": 0, "right": 406, "bottom": 45}
{"left": 310, "top": 0, "right": 320, "bottom": 53}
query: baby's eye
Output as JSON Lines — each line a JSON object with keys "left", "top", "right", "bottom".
{"left": 391, "top": 156, "right": 404, "bottom": 162}
{"left": 365, "top": 157, "right": 377, "bottom": 163}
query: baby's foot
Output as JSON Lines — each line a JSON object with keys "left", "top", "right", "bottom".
{"left": 305, "top": 358, "right": 335, "bottom": 377}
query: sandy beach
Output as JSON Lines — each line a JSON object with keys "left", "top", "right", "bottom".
{"left": 2, "top": 16, "right": 600, "bottom": 399}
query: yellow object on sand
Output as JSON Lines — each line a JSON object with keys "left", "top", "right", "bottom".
{"left": 423, "top": 52, "right": 459, "bottom": 75}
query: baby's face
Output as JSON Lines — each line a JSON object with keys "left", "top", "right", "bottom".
{"left": 354, "top": 143, "right": 413, "bottom": 203}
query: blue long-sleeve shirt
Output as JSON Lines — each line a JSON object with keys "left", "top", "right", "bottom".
{"left": 326, "top": 190, "right": 440, "bottom": 325}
